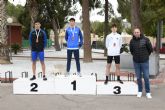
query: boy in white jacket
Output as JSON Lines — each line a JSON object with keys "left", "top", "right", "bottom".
{"left": 104, "top": 24, "right": 123, "bottom": 84}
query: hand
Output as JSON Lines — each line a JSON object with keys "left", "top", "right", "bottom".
{"left": 79, "top": 43, "right": 82, "bottom": 48}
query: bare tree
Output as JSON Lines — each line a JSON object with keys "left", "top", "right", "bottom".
{"left": 104, "top": 0, "right": 109, "bottom": 56}
{"left": 131, "top": 0, "right": 142, "bottom": 31}
{"left": 82, "top": 0, "right": 92, "bottom": 62}
{"left": 26, "top": 0, "right": 39, "bottom": 30}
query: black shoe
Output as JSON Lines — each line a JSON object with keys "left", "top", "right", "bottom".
{"left": 30, "top": 75, "right": 36, "bottom": 81}
{"left": 43, "top": 76, "right": 47, "bottom": 81}
{"left": 104, "top": 80, "right": 108, "bottom": 85}
{"left": 117, "top": 79, "right": 123, "bottom": 84}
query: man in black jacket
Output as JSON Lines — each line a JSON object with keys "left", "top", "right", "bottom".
{"left": 130, "top": 27, "right": 153, "bottom": 99}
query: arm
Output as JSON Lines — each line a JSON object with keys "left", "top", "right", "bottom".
{"left": 119, "top": 36, "right": 123, "bottom": 48}
{"left": 146, "top": 38, "right": 153, "bottom": 55}
{"left": 129, "top": 39, "right": 133, "bottom": 55}
{"left": 105, "top": 35, "right": 109, "bottom": 49}
{"left": 43, "top": 31, "right": 47, "bottom": 48}
{"left": 29, "top": 31, "right": 32, "bottom": 47}
{"left": 65, "top": 29, "right": 68, "bottom": 42}
{"left": 79, "top": 28, "right": 83, "bottom": 46}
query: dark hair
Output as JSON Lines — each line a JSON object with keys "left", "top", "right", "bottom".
{"left": 133, "top": 26, "right": 141, "bottom": 31}
{"left": 34, "top": 20, "right": 41, "bottom": 24}
{"left": 111, "top": 23, "right": 117, "bottom": 28}
{"left": 69, "top": 18, "right": 75, "bottom": 22}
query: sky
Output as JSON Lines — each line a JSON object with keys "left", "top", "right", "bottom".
{"left": 8, "top": 0, "right": 120, "bottom": 22}
{"left": 8, "top": 0, "right": 26, "bottom": 6}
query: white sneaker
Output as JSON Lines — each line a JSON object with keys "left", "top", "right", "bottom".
{"left": 77, "top": 72, "right": 82, "bottom": 77}
{"left": 146, "top": 93, "right": 152, "bottom": 99}
{"left": 137, "top": 92, "right": 142, "bottom": 98}
{"left": 65, "top": 72, "right": 70, "bottom": 77}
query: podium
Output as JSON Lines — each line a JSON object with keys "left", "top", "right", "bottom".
{"left": 13, "top": 78, "right": 55, "bottom": 94}
{"left": 54, "top": 75, "right": 96, "bottom": 95}
{"left": 97, "top": 81, "right": 138, "bottom": 95}
{"left": 13, "top": 75, "right": 138, "bottom": 95}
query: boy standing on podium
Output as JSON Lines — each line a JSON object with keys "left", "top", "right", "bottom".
{"left": 104, "top": 24, "right": 123, "bottom": 84}
{"left": 65, "top": 18, "right": 83, "bottom": 77}
{"left": 29, "top": 20, "right": 47, "bottom": 81}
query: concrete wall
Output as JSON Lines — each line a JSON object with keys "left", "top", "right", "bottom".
{"left": 120, "top": 53, "right": 159, "bottom": 76}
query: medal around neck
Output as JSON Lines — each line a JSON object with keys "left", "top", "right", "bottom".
{"left": 70, "top": 27, "right": 75, "bottom": 41}
{"left": 35, "top": 29, "right": 40, "bottom": 43}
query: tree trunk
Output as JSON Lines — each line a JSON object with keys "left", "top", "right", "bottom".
{"left": 0, "top": 0, "right": 11, "bottom": 64}
{"left": 82, "top": 0, "right": 92, "bottom": 62}
{"left": 26, "top": 0, "right": 39, "bottom": 30}
{"left": 104, "top": 0, "right": 109, "bottom": 56}
{"left": 52, "top": 18, "right": 61, "bottom": 51}
{"left": 131, "top": 0, "right": 142, "bottom": 31}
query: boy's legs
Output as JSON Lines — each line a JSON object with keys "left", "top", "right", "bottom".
{"left": 114, "top": 56, "right": 123, "bottom": 84}
{"left": 73, "top": 49, "right": 81, "bottom": 76}
{"left": 32, "top": 61, "right": 36, "bottom": 75}
{"left": 30, "top": 51, "right": 37, "bottom": 80}
{"left": 104, "top": 56, "right": 113, "bottom": 84}
{"left": 39, "top": 51, "right": 47, "bottom": 80}
{"left": 66, "top": 50, "right": 72, "bottom": 76}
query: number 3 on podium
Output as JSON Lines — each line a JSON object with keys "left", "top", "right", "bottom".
{"left": 113, "top": 86, "right": 121, "bottom": 94}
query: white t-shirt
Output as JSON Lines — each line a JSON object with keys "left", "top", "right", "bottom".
{"left": 106, "top": 32, "right": 122, "bottom": 56}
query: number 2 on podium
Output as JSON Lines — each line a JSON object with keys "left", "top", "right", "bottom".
{"left": 30, "top": 83, "right": 38, "bottom": 92}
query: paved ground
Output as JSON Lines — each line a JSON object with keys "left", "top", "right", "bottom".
{"left": 0, "top": 83, "right": 165, "bottom": 110}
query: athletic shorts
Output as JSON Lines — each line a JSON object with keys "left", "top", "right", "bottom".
{"left": 31, "top": 51, "right": 44, "bottom": 62}
{"left": 107, "top": 56, "right": 120, "bottom": 64}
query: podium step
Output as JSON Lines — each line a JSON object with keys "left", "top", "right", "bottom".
{"left": 54, "top": 75, "right": 96, "bottom": 95}
{"left": 13, "top": 78, "right": 55, "bottom": 94}
{"left": 97, "top": 81, "right": 138, "bottom": 95}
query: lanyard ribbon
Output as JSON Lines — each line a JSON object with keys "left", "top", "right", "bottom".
{"left": 70, "top": 27, "right": 75, "bottom": 41}
{"left": 35, "top": 29, "right": 40, "bottom": 43}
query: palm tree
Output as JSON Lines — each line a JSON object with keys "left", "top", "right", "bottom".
{"left": 0, "top": 0, "right": 11, "bottom": 64}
